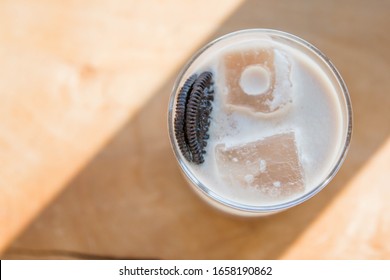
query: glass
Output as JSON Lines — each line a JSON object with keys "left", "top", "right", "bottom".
{"left": 167, "top": 29, "right": 352, "bottom": 216}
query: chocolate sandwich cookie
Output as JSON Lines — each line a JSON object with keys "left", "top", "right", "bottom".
{"left": 174, "top": 71, "right": 214, "bottom": 164}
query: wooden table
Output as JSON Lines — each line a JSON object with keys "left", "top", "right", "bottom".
{"left": 1, "top": 0, "right": 389, "bottom": 259}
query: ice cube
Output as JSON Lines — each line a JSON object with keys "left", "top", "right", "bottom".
{"left": 215, "top": 132, "right": 304, "bottom": 199}
{"left": 220, "top": 47, "right": 292, "bottom": 114}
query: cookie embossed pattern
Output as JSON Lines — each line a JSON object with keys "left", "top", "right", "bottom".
{"left": 168, "top": 29, "right": 352, "bottom": 216}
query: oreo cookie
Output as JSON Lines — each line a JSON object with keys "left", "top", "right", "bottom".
{"left": 174, "top": 71, "right": 214, "bottom": 164}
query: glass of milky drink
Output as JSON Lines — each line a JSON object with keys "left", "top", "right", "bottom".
{"left": 168, "top": 29, "right": 352, "bottom": 216}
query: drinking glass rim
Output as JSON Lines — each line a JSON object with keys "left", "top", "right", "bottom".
{"left": 167, "top": 29, "right": 353, "bottom": 214}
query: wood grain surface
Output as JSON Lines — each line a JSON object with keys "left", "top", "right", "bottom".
{"left": 1, "top": 0, "right": 389, "bottom": 259}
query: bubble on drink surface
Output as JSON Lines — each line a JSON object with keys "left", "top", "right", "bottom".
{"left": 239, "top": 65, "right": 270, "bottom": 96}
{"left": 215, "top": 132, "right": 305, "bottom": 200}
{"left": 259, "top": 159, "right": 267, "bottom": 173}
{"left": 244, "top": 174, "right": 255, "bottom": 184}
{"left": 220, "top": 46, "right": 292, "bottom": 114}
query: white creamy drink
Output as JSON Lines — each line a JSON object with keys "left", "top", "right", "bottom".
{"left": 168, "top": 30, "right": 352, "bottom": 215}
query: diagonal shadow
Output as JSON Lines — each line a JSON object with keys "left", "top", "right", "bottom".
{"left": 3, "top": 0, "right": 390, "bottom": 259}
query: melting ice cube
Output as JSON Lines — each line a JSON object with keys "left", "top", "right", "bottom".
{"left": 215, "top": 132, "right": 304, "bottom": 199}
{"left": 220, "top": 47, "right": 292, "bottom": 114}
